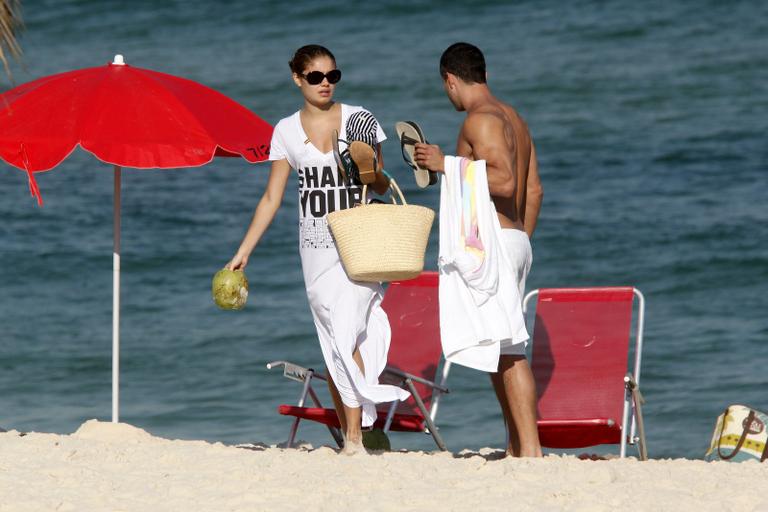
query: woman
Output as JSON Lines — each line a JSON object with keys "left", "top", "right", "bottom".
{"left": 226, "top": 45, "right": 409, "bottom": 454}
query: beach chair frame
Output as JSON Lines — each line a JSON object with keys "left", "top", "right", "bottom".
{"left": 523, "top": 287, "right": 648, "bottom": 460}
{"left": 265, "top": 361, "right": 344, "bottom": 448}
{"left": 267, "top": 359, "right": 451, "bottom": 451}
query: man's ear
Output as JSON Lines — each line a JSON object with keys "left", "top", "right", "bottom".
{"left": 445, "top": 72, "right": 458, "bottom": 90}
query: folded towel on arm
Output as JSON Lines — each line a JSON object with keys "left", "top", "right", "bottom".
{"left": 438, "top": 156, "right": 529, "bottom": 372}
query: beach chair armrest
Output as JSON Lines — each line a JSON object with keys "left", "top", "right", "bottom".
{"left": 266, "top": 360, "right": 328, "bottom": 383}
{"left": 383, "top": 366, "right": 450, "bottom": 394}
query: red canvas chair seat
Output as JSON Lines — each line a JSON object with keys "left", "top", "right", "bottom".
{"left": 277, "top": 405, "right": 426, "bottom": 432}
{"left": 537, "top": 419, "right": 621, "bottom": 449}
{"left": 270, "top": 272, "right": 450, "bottom": 450}
{"left": 525, "top": 287, "right": 647, "bottom": 458}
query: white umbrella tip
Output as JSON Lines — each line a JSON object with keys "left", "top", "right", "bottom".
{"left": 112, "top": 54, "right": 125, "bottom": 66}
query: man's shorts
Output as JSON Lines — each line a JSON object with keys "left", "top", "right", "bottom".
{"left": 498, "top": 229, "right": 532, "bottom": 357}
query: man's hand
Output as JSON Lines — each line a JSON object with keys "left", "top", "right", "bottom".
{"left": 414, "top": 143, "right": 445, "bottom": 173}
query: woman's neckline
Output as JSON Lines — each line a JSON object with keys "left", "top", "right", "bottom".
{"left": 297, "top": 102, "right": 344, "bottom": 156}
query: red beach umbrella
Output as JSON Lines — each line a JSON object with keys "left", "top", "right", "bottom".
{"left": 0, "top": 55, "right": 273, "bottom": 422}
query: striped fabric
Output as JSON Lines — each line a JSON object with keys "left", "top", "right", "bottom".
{"left": 346, "top": 110, "right": 379, "bottom": 147}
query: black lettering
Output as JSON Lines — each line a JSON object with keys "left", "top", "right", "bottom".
{"left": 305, "top": 167, "right": 319, "bottom": 188}
{"left": 339, "top": 188, "right": 348, "bottom": 209}
{"left": 309, "top": 190, "right": 326, "bottom": 217}
{"left": 320, "top": 166, "right": 335, "bottom": 187}
{"left": 348, "top": 187, "right": 362, "bottom": 206}
{"left": 246, "top": 145, "right": 270, "bottom": 159}
{"left": 298, "top": 168, "right": 304, "bottom": 188}
{"left": 300, "top": 190, "right": 310, "bottom": 216}
{"left": 327, "top": 189, "right": 336, "bottom": 213}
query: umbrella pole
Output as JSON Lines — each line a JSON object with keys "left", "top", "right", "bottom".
{"left": 112, "top": 165, "right": 122, "bottom": 423}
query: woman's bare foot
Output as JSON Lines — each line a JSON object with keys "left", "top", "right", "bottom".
{"left": 341, "top": 432, "right": 366, "bottom": 455}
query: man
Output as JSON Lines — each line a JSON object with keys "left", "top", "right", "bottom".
{"left": 414, "top": 42, "right": 543, "bottom": 457}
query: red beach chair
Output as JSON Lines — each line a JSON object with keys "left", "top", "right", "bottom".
{"left": 523, "top": 287, "right": 648, "bottom": 459}
{"left": 268, "top": 272, "right": 451, "bottom": 450}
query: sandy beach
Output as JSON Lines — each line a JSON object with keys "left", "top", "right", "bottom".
{"left": 0, "top": 420, "right": 765, "bottom": 512}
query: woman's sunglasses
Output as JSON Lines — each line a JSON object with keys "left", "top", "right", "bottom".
{"left": 301, "top": 69, "right": 342, "bottom": 85}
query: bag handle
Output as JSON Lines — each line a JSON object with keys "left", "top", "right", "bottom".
{"left": 717, "top": 408, "right": 755, "bottom": 460}
{"left": 361, "top": 177, "right": 408, "bottom": 206}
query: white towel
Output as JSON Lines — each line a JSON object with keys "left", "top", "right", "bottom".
{"left": 438, "top": 156, "right": 529, "bottom": 372}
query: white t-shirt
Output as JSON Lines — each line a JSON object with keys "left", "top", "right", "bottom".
{"left": 269, "top": 103, "right": 387, "bottom": 252}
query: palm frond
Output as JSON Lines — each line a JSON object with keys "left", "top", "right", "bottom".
{"left": 0, "top": 0, "right": 23, "bottom": 84}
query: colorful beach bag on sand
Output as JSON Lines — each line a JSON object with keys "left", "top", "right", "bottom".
{"left": 705, "top": 405, "right": 768, "bottom": 462}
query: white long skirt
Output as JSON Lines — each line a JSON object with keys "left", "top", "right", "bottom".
{"left": 301, "top": 248, "right": 411, "bottom": 427}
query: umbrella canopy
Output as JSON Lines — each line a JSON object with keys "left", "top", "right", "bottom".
{"left": 0, "top": 55, "right": 273, "bottom": 422}
{"left": 0, "top": 54, "right": 273, "bottom": 203}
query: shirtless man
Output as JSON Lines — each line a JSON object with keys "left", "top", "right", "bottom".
{"left": 414, "top": 42, "right": 544, "bottom": 457}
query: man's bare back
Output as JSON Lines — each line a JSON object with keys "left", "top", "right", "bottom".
{"left": 456, "top": 100, "right": 541, "bottom": 234}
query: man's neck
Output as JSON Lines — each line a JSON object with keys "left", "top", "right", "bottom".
{"left": 461, "top": 84, "right": 495, "bottom": 113}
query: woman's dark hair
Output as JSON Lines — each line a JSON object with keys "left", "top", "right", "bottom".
{"left": 289, "top": 45, "right": 336, "bottom": 75}
{"left": 439, "top": 42, "right": 486, "bottom": 84}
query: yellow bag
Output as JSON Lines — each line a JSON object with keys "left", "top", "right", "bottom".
{"left": 705, "top": 405, "right": 768, "bottom": 462}
{"left": 327, "top": 178, "right": 434, "bottom": 282}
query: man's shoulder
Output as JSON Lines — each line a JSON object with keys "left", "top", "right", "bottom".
{"left": 465, "top": 108, "right": 502, "bottom": 123}
{"left": 461, "top": 109, "right": 506, "bottom": 139}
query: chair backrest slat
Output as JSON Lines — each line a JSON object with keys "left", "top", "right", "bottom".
{"left": 380, "top": 272, "right": 441, "bottom": 417}
{"left": 531, "top": 287, "right": 635, "bottom": 424}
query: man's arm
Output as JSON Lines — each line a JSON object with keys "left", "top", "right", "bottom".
{"left": 463, "top": 113, "right": 516, "bottom": 198}
{"left": 523, "top": 141, "right": 543, "bottom": 238}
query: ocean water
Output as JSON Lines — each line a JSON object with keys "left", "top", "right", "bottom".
{"left": 1, "top": 0, "right": 766, "bottom": 459}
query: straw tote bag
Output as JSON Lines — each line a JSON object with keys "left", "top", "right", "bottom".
{"left": 327, "top": 178, "right": 434, "bottom": 282}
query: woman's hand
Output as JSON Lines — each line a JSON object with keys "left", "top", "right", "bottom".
{"left": 226, "top": 252, "right": 248, "bottom": 271}
{"left": 371, "top": 143, "right": 390, "bottom": 195}
{"left": 371, "top": 169, "right": 390, "bottom": 195}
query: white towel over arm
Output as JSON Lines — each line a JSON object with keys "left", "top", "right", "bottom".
{"left": 438, "top": 156, "right": 529, "bottom": 372}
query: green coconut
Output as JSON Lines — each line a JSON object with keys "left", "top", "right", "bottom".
{"left": 362, "top": 428, "right": 391, "bottom": 451}
{"left": 212, "top": 269, "right": 249, "bottom": 310}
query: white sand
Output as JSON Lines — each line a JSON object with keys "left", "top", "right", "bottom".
{"left": 1, "top": 420, "right": 766, "bottom": 512}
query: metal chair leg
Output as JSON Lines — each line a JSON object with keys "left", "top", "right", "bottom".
{"left": 405, "top": 378, "right": 447, "bottom": 451}
{"left": 631, "top": 383, "right": 648, "bottom": 461}
{"left": 286, "top": 370, "right": 315, "bottom": 448}
{"left": 307, "top": 385, "right": 344, "bottom": 448}
{"left": 383, "top": 400, "right": 399, "bottom": 433}
{"left": 624, "top": 373, "right": 648, "bottom": 461}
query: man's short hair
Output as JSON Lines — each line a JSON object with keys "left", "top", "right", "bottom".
{"left": 440, "top": 42, "right": 486, "bottom": 84}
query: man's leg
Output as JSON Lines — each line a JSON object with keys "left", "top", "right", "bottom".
{"left": 490, "top": 369, "right": 520, "bottom": 456}
{"left": 491, "top": 354, "right": 542, "bottom": 457}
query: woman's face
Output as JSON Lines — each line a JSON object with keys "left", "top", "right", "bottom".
{"left": 293, "top": 55, "right": 338, "bottom": 106}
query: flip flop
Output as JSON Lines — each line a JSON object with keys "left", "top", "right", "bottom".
{"left": 349, "top": 141, "right": 378, "bottom": 185}
{"left": 395, "top": 121, "right": 438, "bottom": 188}
{"left": 332, "top": 129, "right": 360, "bottom": 185}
